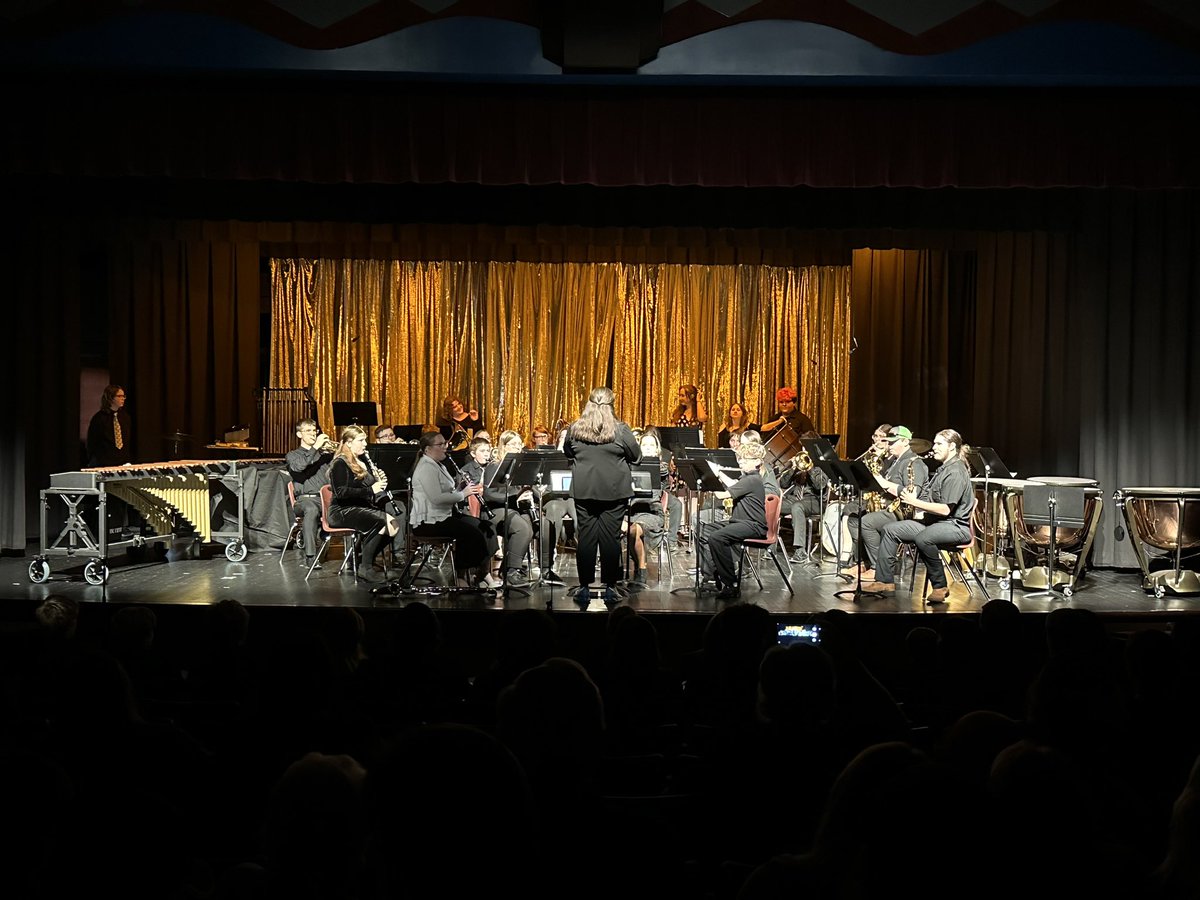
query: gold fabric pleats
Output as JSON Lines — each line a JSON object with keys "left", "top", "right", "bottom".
{"left": 270, "top": 259, "right": 851, "bottom": 446}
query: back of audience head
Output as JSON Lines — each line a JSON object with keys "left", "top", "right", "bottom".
{"left": 366, "top": 723, "right": 538, "bottom": 897}
{"left": 36, "top": 594, "right": 80, "bottom": 640}
{"left": 757, "top": 642, "right": 837, "bottom": 729}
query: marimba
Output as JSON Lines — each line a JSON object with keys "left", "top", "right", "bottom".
{"left": 31, "top": 458, "right": 285, "bottom": 585}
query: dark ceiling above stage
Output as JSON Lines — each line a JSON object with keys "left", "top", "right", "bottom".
{"left": 4, "top": 0, "right": 1200, "bottom": 85}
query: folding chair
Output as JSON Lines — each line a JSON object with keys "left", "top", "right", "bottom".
{"left": 280, "top": 480, "right": 305, "bottom": 565}
{"left": 737, "top": 493, "right": 794, "bottom": 594}
{"left": 305, "top": 484, "right": 364, "bottom": 582}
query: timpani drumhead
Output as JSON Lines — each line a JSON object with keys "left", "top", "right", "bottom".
{"left": 1029, "top": 476, "right": 1099, "bottom": 487}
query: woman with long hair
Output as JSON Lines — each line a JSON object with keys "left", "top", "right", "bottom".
{"left": 327, "top": 425, "right": 404, "bottom": 584}
{"left": 670, "top": 384, "right": 708, "bottom": 429}
{"left": 717, "top": 401, "right": 758, "bottom": 449}
{"left": 410, "top": 431, "right": 498, "bottom": 590}
{"left": 563, "top": 387, "right": 641, "bottom": 606}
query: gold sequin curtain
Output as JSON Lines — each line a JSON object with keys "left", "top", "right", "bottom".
{"left": 271, "top": 258, "right": 851, "bottom": 445}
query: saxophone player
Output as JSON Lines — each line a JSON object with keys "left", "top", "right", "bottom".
{"left": 842, "top": 425, "right": 930, "bottom": 581}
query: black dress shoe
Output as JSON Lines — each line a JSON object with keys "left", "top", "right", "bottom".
{"left": 715, "top": 585, "right": 741, "bottom": 601}
{"left": 360, "top": 567, "right": 386, "bottom": 584}
{"left": 504, "top": 569, "right": 531, "bottom": 588}
{"left": 304, "top": 556, "right": 321, "bottom": 570}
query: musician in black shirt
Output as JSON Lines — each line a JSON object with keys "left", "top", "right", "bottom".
{"left": 285, "top": 418, "right": 334, "bottom": 567}
{"left": 86, "top": 384, "right": 133, "bottom": 467}
{"left": 867, "top": 428, "right": 975, "bottom": 604}
{"left": 697, "top": 440, "right": 769, "bottom": 601}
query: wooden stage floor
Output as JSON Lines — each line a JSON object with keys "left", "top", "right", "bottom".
{"left": 6, "top": 537, "right": 1195, "bottom": 625}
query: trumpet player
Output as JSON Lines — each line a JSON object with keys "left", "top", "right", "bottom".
{"left": 286, "top": 418, "right": 336, "bottom": 570}
{"left": 780, "top": 430, "right": 829, "bottom": 563}
{"left": 843, "top": 425, "right": 930, "bottom": 581}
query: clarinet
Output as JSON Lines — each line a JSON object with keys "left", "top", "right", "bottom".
{"left": 446, "top": 454, "right": 492, "bottom": 519}
{"left": 362, "top": 450, "right": 403, "bottom": 516}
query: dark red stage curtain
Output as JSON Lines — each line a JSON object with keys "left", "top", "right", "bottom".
{"left": 7, "top": 82, "right": 1199, "bottom": 189}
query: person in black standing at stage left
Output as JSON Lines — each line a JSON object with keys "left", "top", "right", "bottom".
{"left": 327, "top": 426, "right": 403, "bottom": 584}
{"left": 287, "top": 418, "right": 335, "bottom": 569}
{"left": 86, "top": 384, "right": 133, "bottom": 467}
{"left": 563, "top": 386, "right": 641, "bottom": 606}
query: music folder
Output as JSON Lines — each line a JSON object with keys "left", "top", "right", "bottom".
{"left": 631, "top": 463, "right": 660, "bottom": 496}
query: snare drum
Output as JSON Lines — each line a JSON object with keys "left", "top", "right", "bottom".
{"left": 1114, "top": 487, "right": 1200, "bottom": 595}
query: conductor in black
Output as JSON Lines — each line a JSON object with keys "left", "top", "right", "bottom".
{"left": 562, "top": 386, "right": 641, "bottom": 604}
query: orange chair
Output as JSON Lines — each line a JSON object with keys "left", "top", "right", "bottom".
{"left": 737, "top": 492, "right": 794, "bottom": 594}
{"left": 305, "top": 484, "right": 363, "bottom": 582}
{"left": 280, "top": 480, "right": 305, "bottom": 565}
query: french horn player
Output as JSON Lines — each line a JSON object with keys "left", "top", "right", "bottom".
{"left": 841, "top": 425, "right": 930, "bottom": 582}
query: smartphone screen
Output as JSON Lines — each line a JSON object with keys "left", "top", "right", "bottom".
{"left": 777, "top": 622, "right": 821, "bottom": 645}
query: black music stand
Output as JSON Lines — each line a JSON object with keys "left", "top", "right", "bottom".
{"left": 618, "top": 464, "right": 661, "bottom": 590}
{"left": 332, "top": 401, "right": 379, "bottom": 428}
{"left": 657, "top": 426, "right": 705, "bottom": 456}
{"left": 831, "top": 459, "right": 888, "bottom": 600}
{"left": 391, "top": 424, "right": 424, "bottom": 442}
{"left": 669, "top": 453, "right": 727, "bottom": 596}
{"left": 1019, "top": 483, "right": 1086, "bottom": 600}
{"left": 505, "top": 450, "right": 571, "bottom": 597}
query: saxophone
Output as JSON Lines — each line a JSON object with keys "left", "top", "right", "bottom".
{"left": 887, "top": 458, "right": 918, "bottom": 518}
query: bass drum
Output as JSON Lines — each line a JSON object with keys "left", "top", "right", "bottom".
{"left": 820, "top": 501, "right": 854, "bottom": 565}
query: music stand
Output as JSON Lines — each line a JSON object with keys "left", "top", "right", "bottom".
{"left": 669, "top": 452, "right": 727, "bottom": 596}
{"left": 391, "top": 424, "right": 424, "bottom": 442}
{"left": 332, "top": 401, "right": 379, "bottom": 428}
{"left": 966, "top": 447, "right": 1015, "bottom": 583}
{"left": 1018, "top": 484, "right": 1086, "bottom": 600}
{"left": 820, "top": 434, "right": 841, "bottom": 452}
{"left": 831, "top": 459, "right": 889, "bottom": 600}
{"left": 657, "top": 426, "right": 705, "bottom": 456}
{"left": 505, "top": 450, "right": 571, "bottom": 595}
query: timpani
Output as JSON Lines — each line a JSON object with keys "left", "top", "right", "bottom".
{"left": 971, "top": 476, "right": 1038, "bottom": 578}
{"left": 1005, "top": 477, "right": 1103, "bottom": 593}
{"left": 1113, "top": 487, "right": 1200, "bottom": 596}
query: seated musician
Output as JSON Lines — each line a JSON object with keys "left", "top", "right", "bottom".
{"left": 530, "top": 425, "right": 554, "bottom": 448}
{"left": 843, "top": 425, "right": 930, "bottom": 580}
{"left": 327, "top": 426, "right": 403, "bottom": 584}
{"left": 410, "top": 431, "right": 495, "bottom": 589}
{"left": 717, "top": 401, "right": 758, "bottom": 449}
{"left": 866, "top": 429, "right": 975, "bottom": 604}
{"left": 286, "top": 418, "right": 335, "bottom": 568}
{"left": 780, "top": 430, "right": 829, "bottom": 563}
{"left": 625, "top": 427, "right": 684, "bottom": 583}
{"left": 477, "top": 431, "right": 536, "bottom": 588}
{"left": 695, "top": 440, "right": 770, "bottom": 601}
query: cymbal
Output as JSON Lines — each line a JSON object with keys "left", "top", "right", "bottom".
{"left": 162, "top": 431, "right": 193, "bottom": 441}
{"left": 909, "top": 438, "right": 932, "bottom": 455}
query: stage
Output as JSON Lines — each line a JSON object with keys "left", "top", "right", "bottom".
{"left": 6, "top": 535, "right": 1192, "bottom": 622}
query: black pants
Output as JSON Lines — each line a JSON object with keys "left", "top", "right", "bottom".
{"left": 699, "top": 519, "right": 766, "bottom": 587}
{"left": 413, "top": 515, "right": 489, "bottom": 573}
{"left": 573, "top": 498, "right": 628, "bottom": 587}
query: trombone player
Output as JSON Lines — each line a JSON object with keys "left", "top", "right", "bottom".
{"left": 842, "top": 425, "right": 930, "bottom": 581}
{"left": 780, "top": 430, "right": 829, "bottom": 563}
